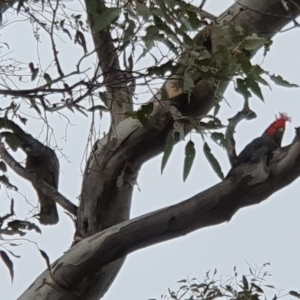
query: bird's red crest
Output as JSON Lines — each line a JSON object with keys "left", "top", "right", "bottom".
{"left": 266, "top": 112, "right": 291, "bottom": 135}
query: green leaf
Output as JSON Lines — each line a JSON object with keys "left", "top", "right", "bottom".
{"left": 186, "top": 10, "right": 200, "bottom": 30}
{"left": 251, "top": 283, "right": 263, "bottom": 293}
{"left": 136, "top": 2, "right": 151, "bottom": 21}
{"left": 180, "top": 16, "right": 193, "bottom": 31}
{"left": 31, "top": 68, "right": 39, "bottom": 81}
{"left": 236, "top": 52, "right": 252, "bottom": 73}
{"left": 183, "top": 73, "right": 194, "bottom": 94}
{"left": 99, "top": 92, "right": 108, "bottom": 106}
{"left": 0, "top": 251, "right": 13, "bottom": 282}
{"left": 183, "top": 141, "right": 196, "bottom": 181}
{"left": 18, "top": 116, "right": 27, "bottom": 125}
{"left": 203, "top": 142, "right": 224, "bottom": 180}
{"left": 211, "top": 132, "right": 227, "bottom": 148}
{"left": 39, "top": 249, "right": 51, "bottom": 270}
{"left": 246, "top": 76, "right": 264, "bottom": 101}
{"left": 242, "top": 275, "right": 249, "bottom": 290}
{"left": 29, "top": 99, "right": 41, "bottom": 115}
{"left": 242, "top": 34, "right": 266, "bottom": 51}
{"left": 182, "top": 33, "right": 194, "bottom": 47}
{"left": 62, "top": 28, "right": 72, "bottom": 40}
{"left": 290, "top": 291, "right": 300, "bottom": 299}
{"left": 7, "top": 220, "right": 41, "bottom": 234}
{"left": 200, "top": 117, "right": 224, "bottom": 130}
{"left": 161, "top": 130, "right": 175, "bottom": 174}
{"left": 142, "top": 25, "right": 158, "bottom": 50}
{"left": 200, "top": 65, "right": 209, "bottom": 73}
{"left": 177, "top": 279, "right": 187, "bottom": 283}
{"left": 157, "top": 22, "right": 181, "bottom": 45}
{"left": 0, "top": 175, "right": 18, "bottom": 191}
{"left": 87, "top": 105, "right": 109, "bottom": 112}
{"left": 213, "top": 103, "right": 220, "bottom": 117}
{"left": 92, "top": 8, "right": 121, "bottom": 33}
{"left": 147, "top": 61, "right": 176, "bottom": 77}
{"left": 255, "top": 75, "right": 270, "bottom": 87}
{"left": 250, "top": 64, "right": 265, "bottom": 76}
{"left": 160, "top": 38, "right": 178, "bottom": 55}
{"left": 232, "top": 25, "right": 244, "bottom": 35}
{"left": 235, "top": 78, "right": 251, "bottom": 99}
{"left": 140, "top": 102, "right": 154, "bottom": 115}
{"left": 123, "top": 20, "right": 135, "bottom": 44}
{"left": 269, "top": 74, "right": 299, "bottom": 88}
{"left": 265, "top": 285, "right": 275, "bottom": 289}
{"left": 213, "top": 44, "right": 230, "bottom": 68}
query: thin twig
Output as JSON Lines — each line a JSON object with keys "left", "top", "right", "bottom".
{"left": 49, "top": 0, "right": 64, "bottom": 77}
{"left": 225, "top": 99, "right": 256, "bottom": 167}
{"left": 199, "top": 0, "right": 206, "bottom": 9}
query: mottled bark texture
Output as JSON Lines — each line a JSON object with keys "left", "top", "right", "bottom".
{"left": 18, "top": 0, "right": 300, "bottom": 299}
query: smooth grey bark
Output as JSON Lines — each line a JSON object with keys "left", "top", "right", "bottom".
{"left": 18, "top": 134, "right": 300, "bottom": 299}
{"left": 18, "top": 0, "right": 300, "bottom": 299}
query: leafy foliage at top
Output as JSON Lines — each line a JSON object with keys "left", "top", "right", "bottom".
{"left": 151, "top": 264, "right": 300, "bottom": 300}
{"left": 0, "top": 0, "right": 297, "bottom": 121}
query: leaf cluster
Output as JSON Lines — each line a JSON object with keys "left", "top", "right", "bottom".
{"left": 0, "top": 198, "right": 41, "bottom": 282}
{"left": 158, "top": 22, "right": 299, "bottom": 180}
{"left": 151, "top": 264, "right": 300, "bottom": 300}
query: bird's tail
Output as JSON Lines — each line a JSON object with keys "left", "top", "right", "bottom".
{"left": 37, "top": 191, "right": 59, "bottom": 225}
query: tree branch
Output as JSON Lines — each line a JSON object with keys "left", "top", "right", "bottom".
{"left": 225, "top": 101, "right": 257, "bottom": 167}
{"left": 19, "top": 0, "right": 300, "bottom": 299}
{"left": 18, "top": 132, "right": 300, "bottom": 299}
{"left": 48, "top": 0, "right": 64, "bottom": 77}
{"left": 86, "top": 0, "right": 134, "bottom": 125}
{"left": 72, "top": 0, "right": 300, "bottom": 299}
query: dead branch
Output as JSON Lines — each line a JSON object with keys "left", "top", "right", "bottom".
{"left": 225, "top": 102, "right": 257, "bottom": 167}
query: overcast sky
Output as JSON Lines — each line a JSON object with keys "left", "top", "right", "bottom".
{"left": 1, "top": 1, "right": 300, "bottom": 299}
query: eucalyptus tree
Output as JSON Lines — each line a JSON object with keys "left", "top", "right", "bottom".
{"left": 0, "top": 1, "right": 299, "bottom": 299}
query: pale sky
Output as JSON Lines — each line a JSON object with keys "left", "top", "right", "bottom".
{"left": 1, "top": 1, "right": 300, "bottom": 299}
